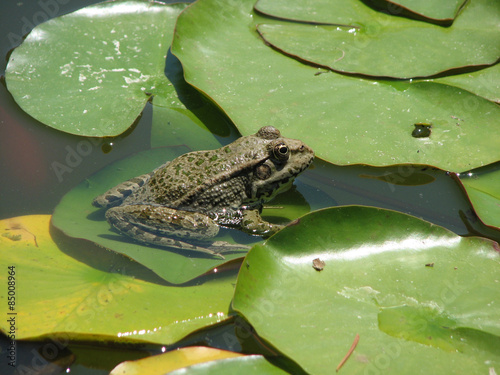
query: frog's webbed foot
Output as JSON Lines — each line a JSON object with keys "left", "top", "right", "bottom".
{"left": 92, "top": 173, "right": 154, "bottom": 208}
{"left": 105, "top": 205, "right": 247, "bottom": 259}
{"left": 239, "top": 209, "right": 285, "bottom": 237}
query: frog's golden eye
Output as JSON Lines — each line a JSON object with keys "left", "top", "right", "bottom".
{"left": 273, "top": 143, "right": 289, "bottom": 161}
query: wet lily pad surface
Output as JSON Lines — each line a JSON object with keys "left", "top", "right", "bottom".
{"left": 255, "top": 0, "right": 500, "bottom": 78}
{"left": 232, "top": 206, "right": 500, "bottom": 374}
{"left": 172, "top": 0, "right": 500, "bottom": 172}
{"left": 6, "top": 1, "right": 187, "bottom": 136}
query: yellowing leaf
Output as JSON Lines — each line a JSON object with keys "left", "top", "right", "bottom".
{"left": 0, "top": 215, "right": 235, "bottom": 345}
{"left": 110, "top": 347, "right": 244, "bottom": 375}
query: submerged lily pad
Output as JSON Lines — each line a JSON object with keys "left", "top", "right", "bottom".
{"left": 232, "top": 207, "right": 500, "bottom": 374}
{"left": 0, "top": 215, "right": 235, "bottom": 344}
{"left": 6, "top": 0, "right": 187, "bottom": 137}
{"left": 52, "top": 148, "right": 251, "bottom": 284}
{"left": 172, "top": 0, "right": 500, "bottom": 172}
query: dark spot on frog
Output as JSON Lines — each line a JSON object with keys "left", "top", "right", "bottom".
{"left": 412, "top": 123, "right": 432, "bottom": 138}
{"left": 255, "top": 164, "right": 271, "bottom": 180}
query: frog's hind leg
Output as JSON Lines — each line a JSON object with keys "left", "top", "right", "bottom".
{"left": 105, "top": 205, "right": 248, "bottom": 258}
{"left": 92, "top": 173, "right": 153, "bottom": 208}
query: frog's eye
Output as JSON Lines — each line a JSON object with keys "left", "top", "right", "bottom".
{"left": 273, "top": 143, "right": 289, "bottom": 161}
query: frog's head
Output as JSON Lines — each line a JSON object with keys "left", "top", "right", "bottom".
{"left": 249, "top": 126, "right": 314, "bottom": 203}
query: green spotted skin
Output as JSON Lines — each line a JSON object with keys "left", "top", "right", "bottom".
{"left": 93, "top": 126, "right": 314, "bottom": 257}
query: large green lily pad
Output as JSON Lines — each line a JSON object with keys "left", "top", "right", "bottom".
{"left": 255, "top": 0, "right": 500, "bottom": 78}
{"left": 52, "top": 147, "right": 251, "bottom": 284}
{"left": 6, "top": 0, "right": 187, "bottom": 137}
{"left": 255, "top": 0, "right": 492, "bottom": 27}
{"left": 0, "top": 215, "right": 235, "bottom": 345}
{"left": 232, "top": 206, "right": 500, "bottom": 374}
{"left": 256, "top": 16, "right": 500, "bottom": 79}
{"left": 172, "top": 0, "right": 500, "bottom": 172}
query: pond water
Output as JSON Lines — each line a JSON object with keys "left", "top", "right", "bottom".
{"left": 1, "top": 1, "right": 498, "bottom": 375}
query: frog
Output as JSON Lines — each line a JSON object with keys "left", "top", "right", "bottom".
{"left": 92, "top": 126, "right": 314, "bottom": 258}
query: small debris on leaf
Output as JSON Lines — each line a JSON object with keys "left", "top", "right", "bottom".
{"left": 425, "top": 262, "right": 434, "bottom": 267}
{"left": 336, "top": 333, "right": 360, "bottom": 372}
{"left": 313, "top": 258, "right": 325, "bottom": 271}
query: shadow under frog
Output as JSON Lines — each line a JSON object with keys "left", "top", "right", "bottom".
{"left": 92, "top": 126, "right": 314, "bottom": 258}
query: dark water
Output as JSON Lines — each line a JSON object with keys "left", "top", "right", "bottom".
{"left": 0, "top": 1, "right": 498, "bottom": 374}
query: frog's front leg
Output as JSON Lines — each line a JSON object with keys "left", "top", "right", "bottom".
{"left": 105, "top": 205, "right": 244, "bottom": 258}
{"left": 239, "top": 209, "right": 285, "bottom": 237}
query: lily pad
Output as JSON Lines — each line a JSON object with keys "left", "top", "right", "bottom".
{"left": 254, "top": 0, "right": 494, "bottom": 28}
{"left": 0, "top": 215, "right": 235, "bottom": 344}
{"left": 6, "top": 0, "right": 187, "bottom": 137}
{"left": 254, "top": 0, "right": 500, "bottom": 78}
{"left": 166, "top": 355, "right": 290, "bottom": 375}
{"left": 52, "top": 147, "right": 251, "bottom": 285}
{"left": 459, "top": 167, "right": 500, "bottom": 230}
{"left": 432, "top": 63, "right": 500, "bottom": 104}
{"left": 232, "top": 206, "right": 500, "bottom": 374}
{"left": 110, "top": 347, "right": 244, "bottom": 375}
{"left": 365, "top": 0, "right": 467, "bottom": 24}
{"left": 172, "top": 0, "right": 500, "bottom": 172}
{"left": 256, "top": 12, "right": 500, "bottom": 79}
